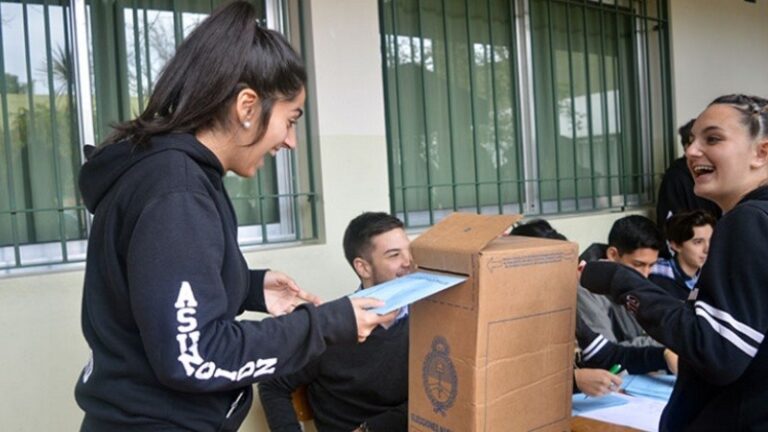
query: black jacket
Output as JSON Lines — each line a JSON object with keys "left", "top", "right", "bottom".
{"left": 75, "top": 134, "right": 356, "bottom": 431}
{"left": 259, "top": 318, "right": 409, "bottom": 432}
{"left": 656, "top": 157, "right": 721, "bottom": 227}
{"left": 582, "top": 186, "right": 768, "bottom": 431}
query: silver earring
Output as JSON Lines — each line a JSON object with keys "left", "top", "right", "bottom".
{"left": 243, "top": 120, "right": 252, "bottom": 129}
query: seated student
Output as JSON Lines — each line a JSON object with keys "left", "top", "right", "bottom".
{"left": 577, "top": 215, "right": 664, "bottom": 347}
{"left": 511, "top": 220, "right": 677, "bottom": 397}
{"left": 259, "top": 212, "right": 411, "bottom": 432}
{"left": 650, "top": 210, "right": 716, "bottom": 300}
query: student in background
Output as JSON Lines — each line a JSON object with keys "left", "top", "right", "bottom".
{"left": 582, "top": 94, "right": 768, "bottom": 430}
{"left": 511, "top": 220, "right": 677, "bottom": 398}
{"left": 577, "top": 216, "right": 664, "bottom": 347}
{"left": 650, "top": 210, "right": 716, "bottom": 300}
{"left": 74, "top": 4, "right": 392, "bottom": 431}
{"left": 260, "top": 212, "right": 412, "bottom": 432}
{"left": 656, "top": 119, "right": 721, "bottom": 230}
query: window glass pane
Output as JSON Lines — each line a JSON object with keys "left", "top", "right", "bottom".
{"left": 382, "top": 0, "right": 522, "bottom": 226}
{"left": 382, "top": 0, "right": 670, "bottom": 226}
{"left": 0, "top": 0, "right": 87, "bottom": 257}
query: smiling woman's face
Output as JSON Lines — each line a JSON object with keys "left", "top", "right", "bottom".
{"left": 687, "top": 104, "right": 764, "bottom": 212}
{"left": 229, "top": 88, "right": 306, "bottom": 178}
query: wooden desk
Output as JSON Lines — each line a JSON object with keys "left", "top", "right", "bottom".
{"left": 571, "top": 416, "right": 643, "bottom": 432}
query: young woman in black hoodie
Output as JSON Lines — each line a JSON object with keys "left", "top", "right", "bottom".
{"left": 582, "top": 94, "right": 768, "bottom": 431}
{"left": 75, "top": 2, "right": 394, "bottom": 431}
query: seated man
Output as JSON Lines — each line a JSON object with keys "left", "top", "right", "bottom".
{"left": 511, "top": 220, "right": 677, "bottom": 397}
{"left": 650, "top": 210, "right": 715, "bottom": 301}
{"left": 577, "top": 215, "right": 664, "bottom": 347}
{"left": 259, "top": 212, "right": 411, "bottom": 432}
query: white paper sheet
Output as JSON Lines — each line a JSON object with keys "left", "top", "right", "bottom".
{"left": 576, "top": 392, "right": 667, "bottom": 432}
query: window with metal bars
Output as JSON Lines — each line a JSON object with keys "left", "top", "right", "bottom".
{"left": 0, "top": 0, "right": 317, "bottom": 272}
{"left": 380, "top": 0, "right": 673, "bottom": 228}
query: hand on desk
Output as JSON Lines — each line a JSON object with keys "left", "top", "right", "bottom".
{"left": 575, "top": 368, "right": 623, "bottom": 397}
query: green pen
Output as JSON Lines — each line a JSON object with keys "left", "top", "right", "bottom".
{"left": 608, "top": 364, "right": 622, "bottom": 375}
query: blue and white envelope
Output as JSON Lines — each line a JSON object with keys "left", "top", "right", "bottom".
{"left": 348, "top": 270, "right": 467, "bottom": 314}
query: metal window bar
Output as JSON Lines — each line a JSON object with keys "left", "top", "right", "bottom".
{"left": 0, "top": 4, "right": 23, "bottom": 267}
{"left": 416, "top": 0, "right": 434, "bottom": 225}
{"left": 463, "top": 0, "right": 481, "bottom": 215}
{"left": 485, "top": 0, "right": 503, "bottom": 215}
{"left": 598, "top": 0, "right": 613, "bottom": 208}
{"left": 440, "top": 0, "right": 458, "bottom": 214}
{"left": 544, "top": 0, "right": 562, "bottom": 213}
{"left": 565, "top": 2, "right": 578, "bottom": 211}
{"left": 391, "top": 0, "right": 410, "bottom": 227}
{"left": 509, "top": 0, "right": 526, "bottom": 215}
{"left": 516, "top": 0, "right": 540, "bottom": 216}
{"left": 582, "top": 3, "right": 597, "bottom": 211}
{"left": 42, "top": 0, "right": 67, "bottom": 262}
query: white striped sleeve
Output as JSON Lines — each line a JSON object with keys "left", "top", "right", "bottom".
{"left": 582, "top": 334, "right": 608, "bottom": 362}
{"left": 695, "top": 300, "right": 763, "bottom": 358}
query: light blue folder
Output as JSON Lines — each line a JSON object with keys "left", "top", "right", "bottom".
{"left": 572, "top": 393, "right": 629, "bottom": 415}
{"left": 348, "top": 270, "right": 467, "bottom": 314}
{"left": 620, "top": 374, "right": 676, "bottom": 401}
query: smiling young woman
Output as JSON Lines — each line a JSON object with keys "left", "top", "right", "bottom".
{"left": 75, "top": 2, "right": 394, "bottom": 431}
{"left": 580, "top": 94, "right": 768, "bottom": 431}
{"left": 687, "top": 95, "right": 768, "bottom": 212}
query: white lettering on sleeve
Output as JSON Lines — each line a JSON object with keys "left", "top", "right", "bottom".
{"left": 174, "top": 281, "right": 279, "bottom": 383}
{"left": 176, "top": 307, "right": 197, "bottom": 332}
{"left": 174, "top": 281, "right": 198, "bottom": 308}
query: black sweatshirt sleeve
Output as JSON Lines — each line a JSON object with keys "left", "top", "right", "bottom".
{"left": 127, "top": 191, "right": 357, "bottom": 392}
{"left": 258, "top": 361, "right": 321, "bottom": 432}
{"left": 244, "top": 269, "right": 268, "bottom": 313}
{"left": 576, "top": 316, "right": 667, "bottom": 374}
{"left": 581, "top": 203, "right": 768, "bottom": 386}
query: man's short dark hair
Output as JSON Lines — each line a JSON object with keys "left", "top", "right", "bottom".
{"left": 665, "top": 210, "right": 716, "bottom": 245}
{"left": 608, "top": 215, "right": 663, "bottom": 255}
{"left": 678, "top": 118, "right": 696, "bottom": 150}
{"left": 343, "top": 212, "right": 405, "bottom": 267}
{"left": 511, "top": 219, "right": 567, "bottom": 241}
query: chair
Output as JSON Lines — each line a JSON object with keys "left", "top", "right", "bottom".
{"left": 291, "top": 384, "right": 314, "bottom": 422}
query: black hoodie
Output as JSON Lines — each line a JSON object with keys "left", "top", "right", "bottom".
{"left": 582, "top": 186, "right": 768, "bottom": 431}
{"left": 75, "top": 133, "right": 356, "bottom": 431}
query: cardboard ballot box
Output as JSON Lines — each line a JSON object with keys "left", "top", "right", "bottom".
{"left": 408, "top": 213, "right": 578, "bottom": 432}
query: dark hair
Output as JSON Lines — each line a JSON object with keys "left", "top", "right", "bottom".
{"left": 106, "top": 1, "right": 306, "bottom": 147}
{"left": 343, "top": 212, "right": 405, "bottom": 267}
{"left": 678, "top": 119, "right": 695, "bottom": 149}
{"left": 708, "top": 94, "right": 768, "bottom": 141}
{"left": 511, "top": 219, "right": 567, "bottom": 241}
{"left": 666, "top": 210, "right": 716, "bottom": 245}
{"left": 608, "top": 215, "right": 663, "bottom": 255}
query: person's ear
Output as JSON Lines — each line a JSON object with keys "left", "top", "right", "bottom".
{"left": 606, "top": 246, "right": 620, "bottom": 262}
{"left": 235, "top": 88, "right": 259, "bottom": 128}
{"left": 750, "top": 138, "right": 768, "bottom": 170}
{"left": 669, "top": 241, "right": 682, "bottom": 254}
{"left": 353, "top": 257, "right": 372, "bottom": 281}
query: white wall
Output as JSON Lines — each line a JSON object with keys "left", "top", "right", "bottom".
{"left": 670, "top": 0, "right": 768, "bottom": 154}
{"left": 3, "top": 1, "right": 767, "bottom": 431}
